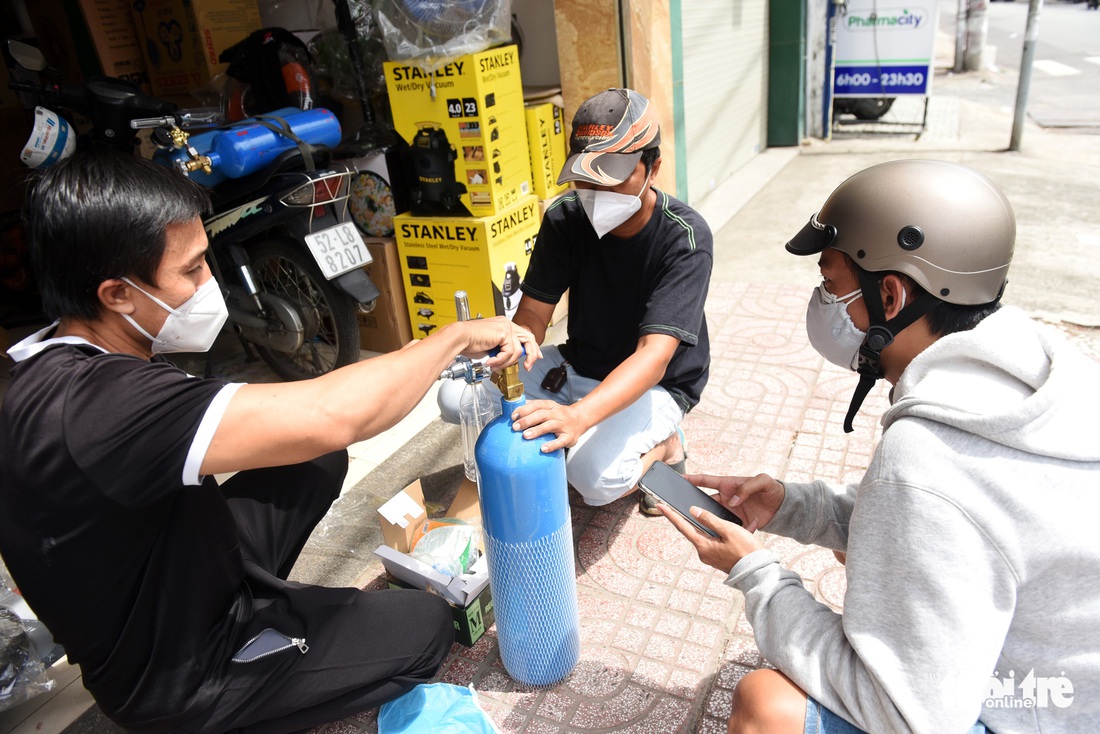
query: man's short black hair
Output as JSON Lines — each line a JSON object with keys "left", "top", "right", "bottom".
{"left": 908, "top": 277, "right": 1001, "bottom": 337}
{"left": 876, "top": 269, "right": 1000, "bottom": 337}
{"left": 23, "top": 152, "right": 212, "bottom": 322}
{"left": 641, "top": 147, "right": 660, "bottom": 177}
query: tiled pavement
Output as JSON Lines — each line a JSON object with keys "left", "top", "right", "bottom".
{"left": 306, "top": 280, "right": 893, "bottom": 734}
{"left": 9, "top": 18, "right": 1100, "bottom": 730}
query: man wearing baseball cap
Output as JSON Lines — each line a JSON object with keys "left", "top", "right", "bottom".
{"left": 508, "top": 88, "right": 713, "bottom": 513}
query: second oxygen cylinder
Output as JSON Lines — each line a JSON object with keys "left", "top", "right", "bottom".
{"left": 156, "top": 107, "right": 342, "bottom": 186}
{"left": 474, "top": 394, "right": 580, "bottom": 686}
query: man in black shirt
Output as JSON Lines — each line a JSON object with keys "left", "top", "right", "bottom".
{"left": 510, "top": 88, "right": 712, "bottom": 512}
{"left": 0, "top": 152, "right": 539, "bottom": 733}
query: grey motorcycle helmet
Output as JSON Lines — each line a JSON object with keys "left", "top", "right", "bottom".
{"left": 785, "top": 159, "right": 1017, "bottom": 431}
{"left": 787, "top": 159, "right": 1016, "bottom": 304}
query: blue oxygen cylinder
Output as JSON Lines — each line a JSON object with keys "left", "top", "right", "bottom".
{"left": 474, "top": 393, "right": 580, "bottom": 686}
{"left": 154, "top": 107, "right": 342, "bottom": 187}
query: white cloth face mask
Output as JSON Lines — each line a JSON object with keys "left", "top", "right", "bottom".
{"left": 576, "top": 172, "right": 651, "bottom": 239}
{"left": 805, "top": 284, "right": 865, "bottom": 371}
{"left": 123, "top": 276, "right": 229, "bottom": 354}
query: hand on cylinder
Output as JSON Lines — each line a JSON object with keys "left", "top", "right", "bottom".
{"left": 509, "top": 400, "right": 586, "bottom": 454}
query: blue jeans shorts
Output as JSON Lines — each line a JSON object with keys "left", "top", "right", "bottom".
{"left": 805, "top": 697, "right": 990, "bottom": 734}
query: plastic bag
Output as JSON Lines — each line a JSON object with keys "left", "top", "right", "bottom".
{"left": 379, "top": 683, "right": 500, "bottom": 733}
{"left": 373, "top": 0, "right": 514, "bottom": 74}
{"left": 409, "top": 520, "right": 479, "bottom": 577}
{"left": 0, "top": 571, "right": 57, "bottom": 712}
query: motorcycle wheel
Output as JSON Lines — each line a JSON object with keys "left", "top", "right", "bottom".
{"left": 248, "top": 235, "right": 361, "bottom": 381}
{"left": 834, "top": 97, "right": 896, "bottom": 121}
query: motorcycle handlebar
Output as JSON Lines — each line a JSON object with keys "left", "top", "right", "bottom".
{"left": 130, "top": 107, "right": 225, "bottom": 131}
{"left": 7, "top": 79, "right": 88, "bottom": 114}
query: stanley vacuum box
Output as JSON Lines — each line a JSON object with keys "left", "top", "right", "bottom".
{"left": 395, "top": 194, "right": 539, "bottom": 338}
{"left": 383, "top": 45, "right": 533, "bottom": 218}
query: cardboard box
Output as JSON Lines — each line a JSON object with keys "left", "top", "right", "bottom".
{"left": 395, "top": 194, "right": 539, "bottom": 337}
{"left": 383, "top": 45, "right": 532, "bottom": 218}
{"left": 446, "top": 478, "right": 482, "bottom": 527}
{"left": 376, "top": 479, "right": 427, "bottom": 553}
{"left": 524, "top": 101, "right": 569, "bottom": 200}
{"left": 129, "top": 0, "right": 262, "bottom": 97}
{"left": 374, "top": 479, "right": 494, "bottom": 646}
{"left": 26, "top": 0, "right": 150, "bottom": 91}
{"left": 385, "top": 573, "right": 493, "bottom": 648}
{"left": 356, "top": 237, "right": 413, "bottom": 354}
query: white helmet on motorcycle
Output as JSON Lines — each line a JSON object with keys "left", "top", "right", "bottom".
{"left": 20, "top": 107, "right": 78, "bottom": 169}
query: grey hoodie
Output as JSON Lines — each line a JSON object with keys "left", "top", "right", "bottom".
{"left": 727, "top": 306, "right": 1100, "bottom": 733}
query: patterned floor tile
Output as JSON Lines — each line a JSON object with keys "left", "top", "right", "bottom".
{"left": 310, "top": 282, "right": 876, "bottom": 732}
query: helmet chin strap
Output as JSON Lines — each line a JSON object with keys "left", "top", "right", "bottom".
{"left": 843, "top": 268, "right": 940, "bottom": 433}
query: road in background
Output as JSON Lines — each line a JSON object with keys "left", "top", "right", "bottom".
{"left": 983, "top": 0, "right": 1100, "bottom": 127}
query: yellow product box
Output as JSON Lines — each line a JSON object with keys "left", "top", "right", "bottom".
{"left": 524, "top": 102, "right": 570, "bottom": 200}
{"left": 395, "top": 194, "right": 540, "bottom": 338}
{"left": 383, "top": 45, "right": 532, "bottom": 218}
{"left": 129, "top": 0, "right": 262, "bottom": 97}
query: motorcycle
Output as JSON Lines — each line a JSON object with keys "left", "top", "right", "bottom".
{"left": 833, "top": 97, "right": 896, "bottom": 121}
{"left": 6, "top": 39, "right": 378, "bottom": 381}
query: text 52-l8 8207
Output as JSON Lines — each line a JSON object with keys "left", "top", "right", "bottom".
{"left": 304, "top": 222, "right": 373, "bottom": 279}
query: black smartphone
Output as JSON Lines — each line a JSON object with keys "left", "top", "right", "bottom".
{"left": 638, "top": 462, "right": 743, "bottom": 537}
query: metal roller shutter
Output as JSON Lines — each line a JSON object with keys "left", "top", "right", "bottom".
{"left": 680, "top": 0, "right": 770, "bottom": 205}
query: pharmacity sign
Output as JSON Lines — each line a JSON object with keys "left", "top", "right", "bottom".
{"left": 833, "top": 2, "right": 939, "bottom": 97}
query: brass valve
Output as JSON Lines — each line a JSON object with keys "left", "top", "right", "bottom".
{"left": 490, "top": 362, "right": 525, "bottom": 400}
{"left": 168, "top": 126, "right": 190, "bottom": 150}
{"left": 180, "top": 145, "right": 213, "bottom": 175}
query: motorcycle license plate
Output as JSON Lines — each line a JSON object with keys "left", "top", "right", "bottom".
{"left": 304, "top": 222, "right": 373, "bottom": 279}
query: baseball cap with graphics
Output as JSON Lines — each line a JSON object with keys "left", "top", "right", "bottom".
{"left": 557, "top": 88, "right": 661, "bottom": 187}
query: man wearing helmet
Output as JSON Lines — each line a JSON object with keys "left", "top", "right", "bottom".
{"left": 660, "top": 160, "right": 1100, "bottom": 733}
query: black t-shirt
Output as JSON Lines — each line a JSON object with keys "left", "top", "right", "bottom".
{"left": 520, "top": 188, "right": 712, "bottom": 411}
{"left": 0, "top": 343, "right": 244, "bottom": 723}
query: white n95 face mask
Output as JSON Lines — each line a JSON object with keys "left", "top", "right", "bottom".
{"left": 805, "top": 284, "right": 865, "bottom": 371}
{"left": 576, "top": 173, "right": 651, "bottom": 239}
{"left": 123, "top": 277, "right": 229, "bottom": 354}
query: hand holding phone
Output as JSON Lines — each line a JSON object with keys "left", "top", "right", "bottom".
{"left": 638, "top": 462, "right": 743, "bottom": 538}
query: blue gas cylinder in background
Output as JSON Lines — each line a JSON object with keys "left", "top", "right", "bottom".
{"left": 154, "top": 107, "right": 342, "bottom": 187}
{"left": 474, "top": 393, "right": 580, "bottom": 687}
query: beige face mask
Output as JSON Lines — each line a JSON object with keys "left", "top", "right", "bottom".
{"left": 805, "top": 285, "right": 865, "bottom": 371}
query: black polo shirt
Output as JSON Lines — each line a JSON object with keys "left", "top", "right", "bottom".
{"left": 0, "top": 339, "right": 244, "bottom": 723}
{"left": 520, "top": 188, "right": 712, "bottom": 411}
